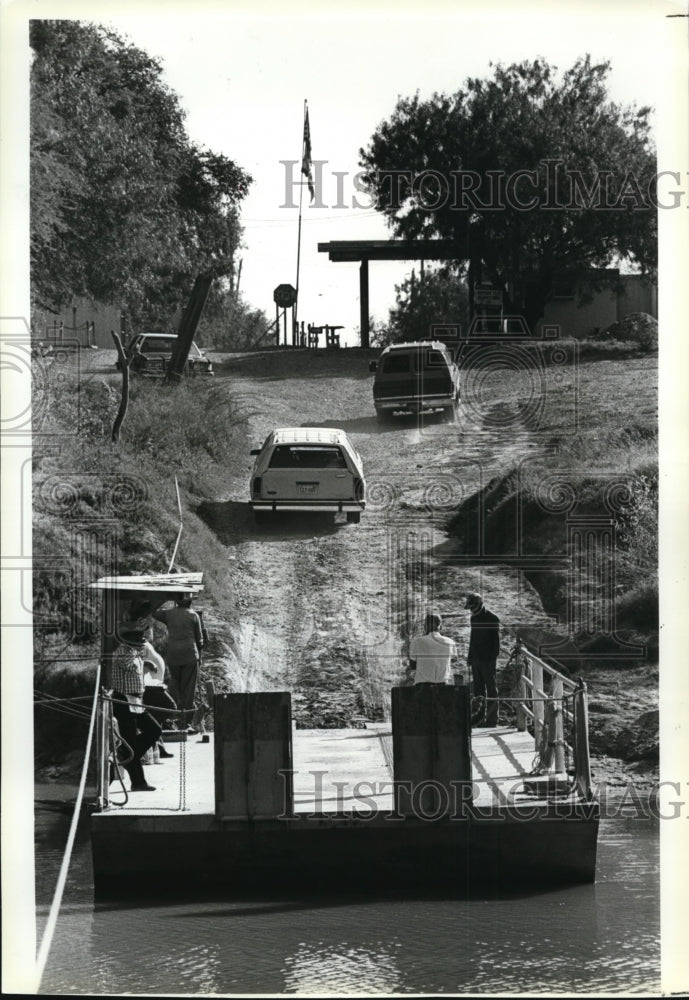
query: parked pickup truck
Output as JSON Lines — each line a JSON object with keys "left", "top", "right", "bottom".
{"left": 369, "top": 340, "right": 460, "bottom": 422}
{"left": 249, "top": 427, "right": 366, "bottom": 525}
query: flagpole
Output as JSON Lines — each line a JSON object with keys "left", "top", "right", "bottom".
{"left": 294, "top": 99, "right": 307, "bottom": 347}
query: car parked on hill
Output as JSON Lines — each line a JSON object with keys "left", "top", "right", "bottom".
{"left": 116, "top": 333, "right": 214, "bottom": 376}
{"left": 249, "top": 427, "right": 366, "bottom": 525}
{"left": 369, "top": 340, "right": 460, "bottom": 421}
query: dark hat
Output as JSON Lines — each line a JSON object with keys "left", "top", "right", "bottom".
{"left": 119, "top": 628, "right": 146, "bottom": 646}
{"left": 464, "top": 593, "right": 483, "bottom": 612}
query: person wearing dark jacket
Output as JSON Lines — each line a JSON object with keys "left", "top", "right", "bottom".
{"left": 153, "top": 593, "right": 203, "bottom": 731}
{"left": 465, "top": 593, "right": 500, "bottom": 727}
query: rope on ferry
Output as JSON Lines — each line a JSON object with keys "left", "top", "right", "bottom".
{"left": 528, "top": 692, "right": 576, "bottom": 792}
{"left": 105, "top": 704, "right": 132, "bottom": 805}
{"left": 35, "top": 664, "right": 101, "bottom": 992}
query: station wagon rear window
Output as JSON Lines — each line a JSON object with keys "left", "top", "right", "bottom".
{"left": 268, "top": 445, "right": 348, "bottom": 469}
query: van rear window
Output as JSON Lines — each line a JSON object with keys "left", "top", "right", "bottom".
{"left": 382, "top": 354, "right": 411, "bottom": 373}
{"left": 382, "top": 350, "right": 448, "bottom": 372}
{"left": 423, "top": 351, "right": 446, "bottom": 368}
{"left": 269, "top": 446, "right": 347, "bottom": 469}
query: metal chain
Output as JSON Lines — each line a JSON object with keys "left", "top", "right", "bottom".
{"left": 105, "top": 695, "right": 189, "bottom": 813}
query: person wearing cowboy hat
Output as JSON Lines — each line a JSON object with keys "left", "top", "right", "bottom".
{"left": 153, "top": 592, "right": 203, "bottom": 731}
{"left": 464, "top": 593, "right": 501, "bottom": 727}
{"left": 110, "top": 626, "right": 162, "bottom": 791}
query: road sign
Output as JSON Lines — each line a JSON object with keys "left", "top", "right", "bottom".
{"left": 273, "top": 283, "right": 297, "bottom": 308}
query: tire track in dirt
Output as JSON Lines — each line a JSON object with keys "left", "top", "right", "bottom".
{"left": 204, "top": 349, "right": 555, "bottom": 725}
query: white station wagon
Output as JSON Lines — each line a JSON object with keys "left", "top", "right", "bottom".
{"left": 249, "top": 427, "right": 366, "bottom": 525}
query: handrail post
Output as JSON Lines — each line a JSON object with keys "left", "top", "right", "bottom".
{"left": 574, "top": 678, "right": 593, "bottom": 798}
{"left": 552, "top": 677, "right": 566, "bottom": 773}
{"left": 516, "top": 661, "right": 528, "bottom": 732}
{"left": 531, "top": 658, "right": 545, "bottom": 746}
{"left": 96, "top": 690, "right": 110, "bottom": 809}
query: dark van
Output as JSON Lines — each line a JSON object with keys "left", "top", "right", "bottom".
{"left": 369, "top": 340, "right": 460, "bottom": 422}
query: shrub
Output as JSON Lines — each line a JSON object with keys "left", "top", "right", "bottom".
{"left": 605, "top": 313, "right": 658, "bottom": 353}
{"left": 614, "top": 583, "right": 658, "bottom": 631}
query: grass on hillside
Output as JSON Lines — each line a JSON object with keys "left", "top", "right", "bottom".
{"left": 33, "top": 368, "right": 249, "bottom": 762}
{"left": 449, "top": 349, "right": 658, "bottom": 669}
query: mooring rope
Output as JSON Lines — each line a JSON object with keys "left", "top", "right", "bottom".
{"left": 35, "top": 663, "right": 101, "bottom": 992}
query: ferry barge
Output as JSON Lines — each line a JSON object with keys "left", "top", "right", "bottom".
{"left": 90, "top": 574, "right": 599, "bottom": 896}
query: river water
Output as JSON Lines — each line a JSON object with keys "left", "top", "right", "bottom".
{"left": 33, "top": 788, "right": 660, "bottom": 997}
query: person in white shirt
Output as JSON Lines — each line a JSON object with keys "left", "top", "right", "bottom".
{"left": 408, "top": 613, "right": 458, "bottom": 684}
{"left": 142, "top": 642, "right": 177, "bottom": 758}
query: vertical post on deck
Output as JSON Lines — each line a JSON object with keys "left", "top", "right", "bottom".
{"left": 392, "top": 685, "right": 472, "bottom": 816}
{"left": 359, "top": 259, "right": 370, "bottom": 348}
{"left": 516, "top": 662, "right": 528, "bottom": 732}
{"left": 215, "top": 692, "right": 294, "bottom": 819}
{"left": 552, "top": 677, "right": 566, "bottom": 773}
{"left": 531, "top": 658, "right": 545, "bottom": 746}
{"left": 574, "top": 679, "right": 593, "bottom": 798}
{"left": 275, "top": 303, "right": 280, "bottom": 346}
{"left": 98, "top": 590, "right": 118, "bottom": 808}
{"left": 97, "top": 696, "right": 111, "bottom": 809}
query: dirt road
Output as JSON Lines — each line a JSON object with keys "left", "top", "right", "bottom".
{"left": 36, "top": 344, "right": 657, "bottom": 783}
{"left": 199, "top": 348, "right": 558, "bottom": 729}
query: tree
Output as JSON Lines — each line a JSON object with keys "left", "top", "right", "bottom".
{"left": 197, "top": 285, "right": 271, "bottom": 350}
{"left": 30, "top": 21, "right": 252, "bottom": 326}
{"left": 386, "top": 266, "right": 469, "bottom": 344}
{"left": 359, "top": 57, "right": 656, "bottom": 332}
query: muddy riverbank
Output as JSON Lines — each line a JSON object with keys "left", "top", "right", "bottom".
{"left": 33, "top": 346, "right": 658, "bottom": 784}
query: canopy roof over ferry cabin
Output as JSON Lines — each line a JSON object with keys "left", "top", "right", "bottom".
{"left": 90, "top": 573, "right": 204, "bottom": 679}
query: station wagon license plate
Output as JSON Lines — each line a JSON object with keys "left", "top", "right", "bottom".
{"left": 297, "top": 482, "right": 319, "bottom": 495}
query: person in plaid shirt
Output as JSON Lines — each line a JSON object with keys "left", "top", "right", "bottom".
{"left": 110, "top": 628, "right": 162, "bottom": 791}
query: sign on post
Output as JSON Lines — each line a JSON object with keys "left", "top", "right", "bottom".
{"left": 273, "top": 284, "right": 297, "bottom": 308}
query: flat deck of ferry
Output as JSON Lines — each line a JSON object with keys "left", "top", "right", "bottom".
{"left": 103, "top": 722, "right": 579, "bottom": 816}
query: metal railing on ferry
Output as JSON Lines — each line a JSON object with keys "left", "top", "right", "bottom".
{"left": 497, "top": 638, "right": 594, "bottom": 800}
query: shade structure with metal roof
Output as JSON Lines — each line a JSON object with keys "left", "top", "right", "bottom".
{"left": 90, "top": 573, "right": 204, "bottom": 686}
{"left": 318, "top": 240, "right": 465, "bottom": 347}
{"left": 89, "top": 573, "right": 204, "bottom": 594}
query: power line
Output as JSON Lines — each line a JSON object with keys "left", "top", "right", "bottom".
{"left": 242, "top": 210, "right": 381, "bottom": 226}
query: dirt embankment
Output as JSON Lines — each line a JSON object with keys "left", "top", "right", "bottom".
{"left": 195, "top": 347, "right": 657, "bottom": 783}
{"left": 34, "top": 346, "right": 658, "bottom": 786}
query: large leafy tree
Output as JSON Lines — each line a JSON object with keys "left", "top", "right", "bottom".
{"left": 30, "top": 20, "right": 252, "bottom": 325}
{"left": 360, "top": 56, "right": 656, "bottom": 332}
{"left": 384, "top": 266, "right": 469, "bottom": 345}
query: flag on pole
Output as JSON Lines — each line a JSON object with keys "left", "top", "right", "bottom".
{"left": 301, "top": 105, "right": 315, "bottom": 202}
